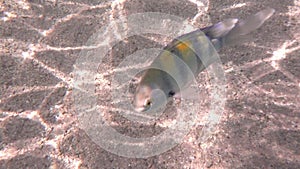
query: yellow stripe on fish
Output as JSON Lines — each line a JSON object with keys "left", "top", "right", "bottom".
{"left": 176, "top": 41, "right": 191, "bottom": 52}
{"left": 173, "top": 40, "right": 200, "bottom": 75}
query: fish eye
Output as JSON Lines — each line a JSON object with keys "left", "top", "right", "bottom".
{"left": 168, "top": 90, "right": 175, "bottom": 97}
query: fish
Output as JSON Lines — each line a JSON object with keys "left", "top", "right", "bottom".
{"left": 132, "top": 7, "right": 275, "bottom": 112}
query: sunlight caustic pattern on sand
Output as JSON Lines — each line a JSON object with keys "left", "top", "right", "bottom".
{"left": 0, "top": 0, "right": 299, "bottom": 168}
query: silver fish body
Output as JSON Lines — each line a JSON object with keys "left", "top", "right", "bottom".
{"left": 133, "top": 8, "right": 275, "bottom": 112}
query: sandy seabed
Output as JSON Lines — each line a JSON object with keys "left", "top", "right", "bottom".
{"left": 0, "top": 0, "right": 299, "bottom": 168}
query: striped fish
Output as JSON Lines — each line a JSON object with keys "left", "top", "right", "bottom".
{"left": 133, "top": 8, "right": 275, "bottom": 112}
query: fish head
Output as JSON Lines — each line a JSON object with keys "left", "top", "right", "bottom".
{"left": 132, "top": 84, "right": 153, "bottom": 112}
{"left": 132, "top": 83, "right": 168, "bottom": 112}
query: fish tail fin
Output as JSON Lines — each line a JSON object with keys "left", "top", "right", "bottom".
{"left": 203, "top": 7, "right": 275, "bottom": 49}
{"left": 224, "top": 7, "right": 275, "bottom": 45}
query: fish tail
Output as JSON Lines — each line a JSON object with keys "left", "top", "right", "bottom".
{"left": 203, "top": 7, "right": 275, "bottom": 49}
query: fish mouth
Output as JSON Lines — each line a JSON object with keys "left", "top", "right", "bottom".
{"left": 134, "top": 106, "right": 150, "bottom": 112}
